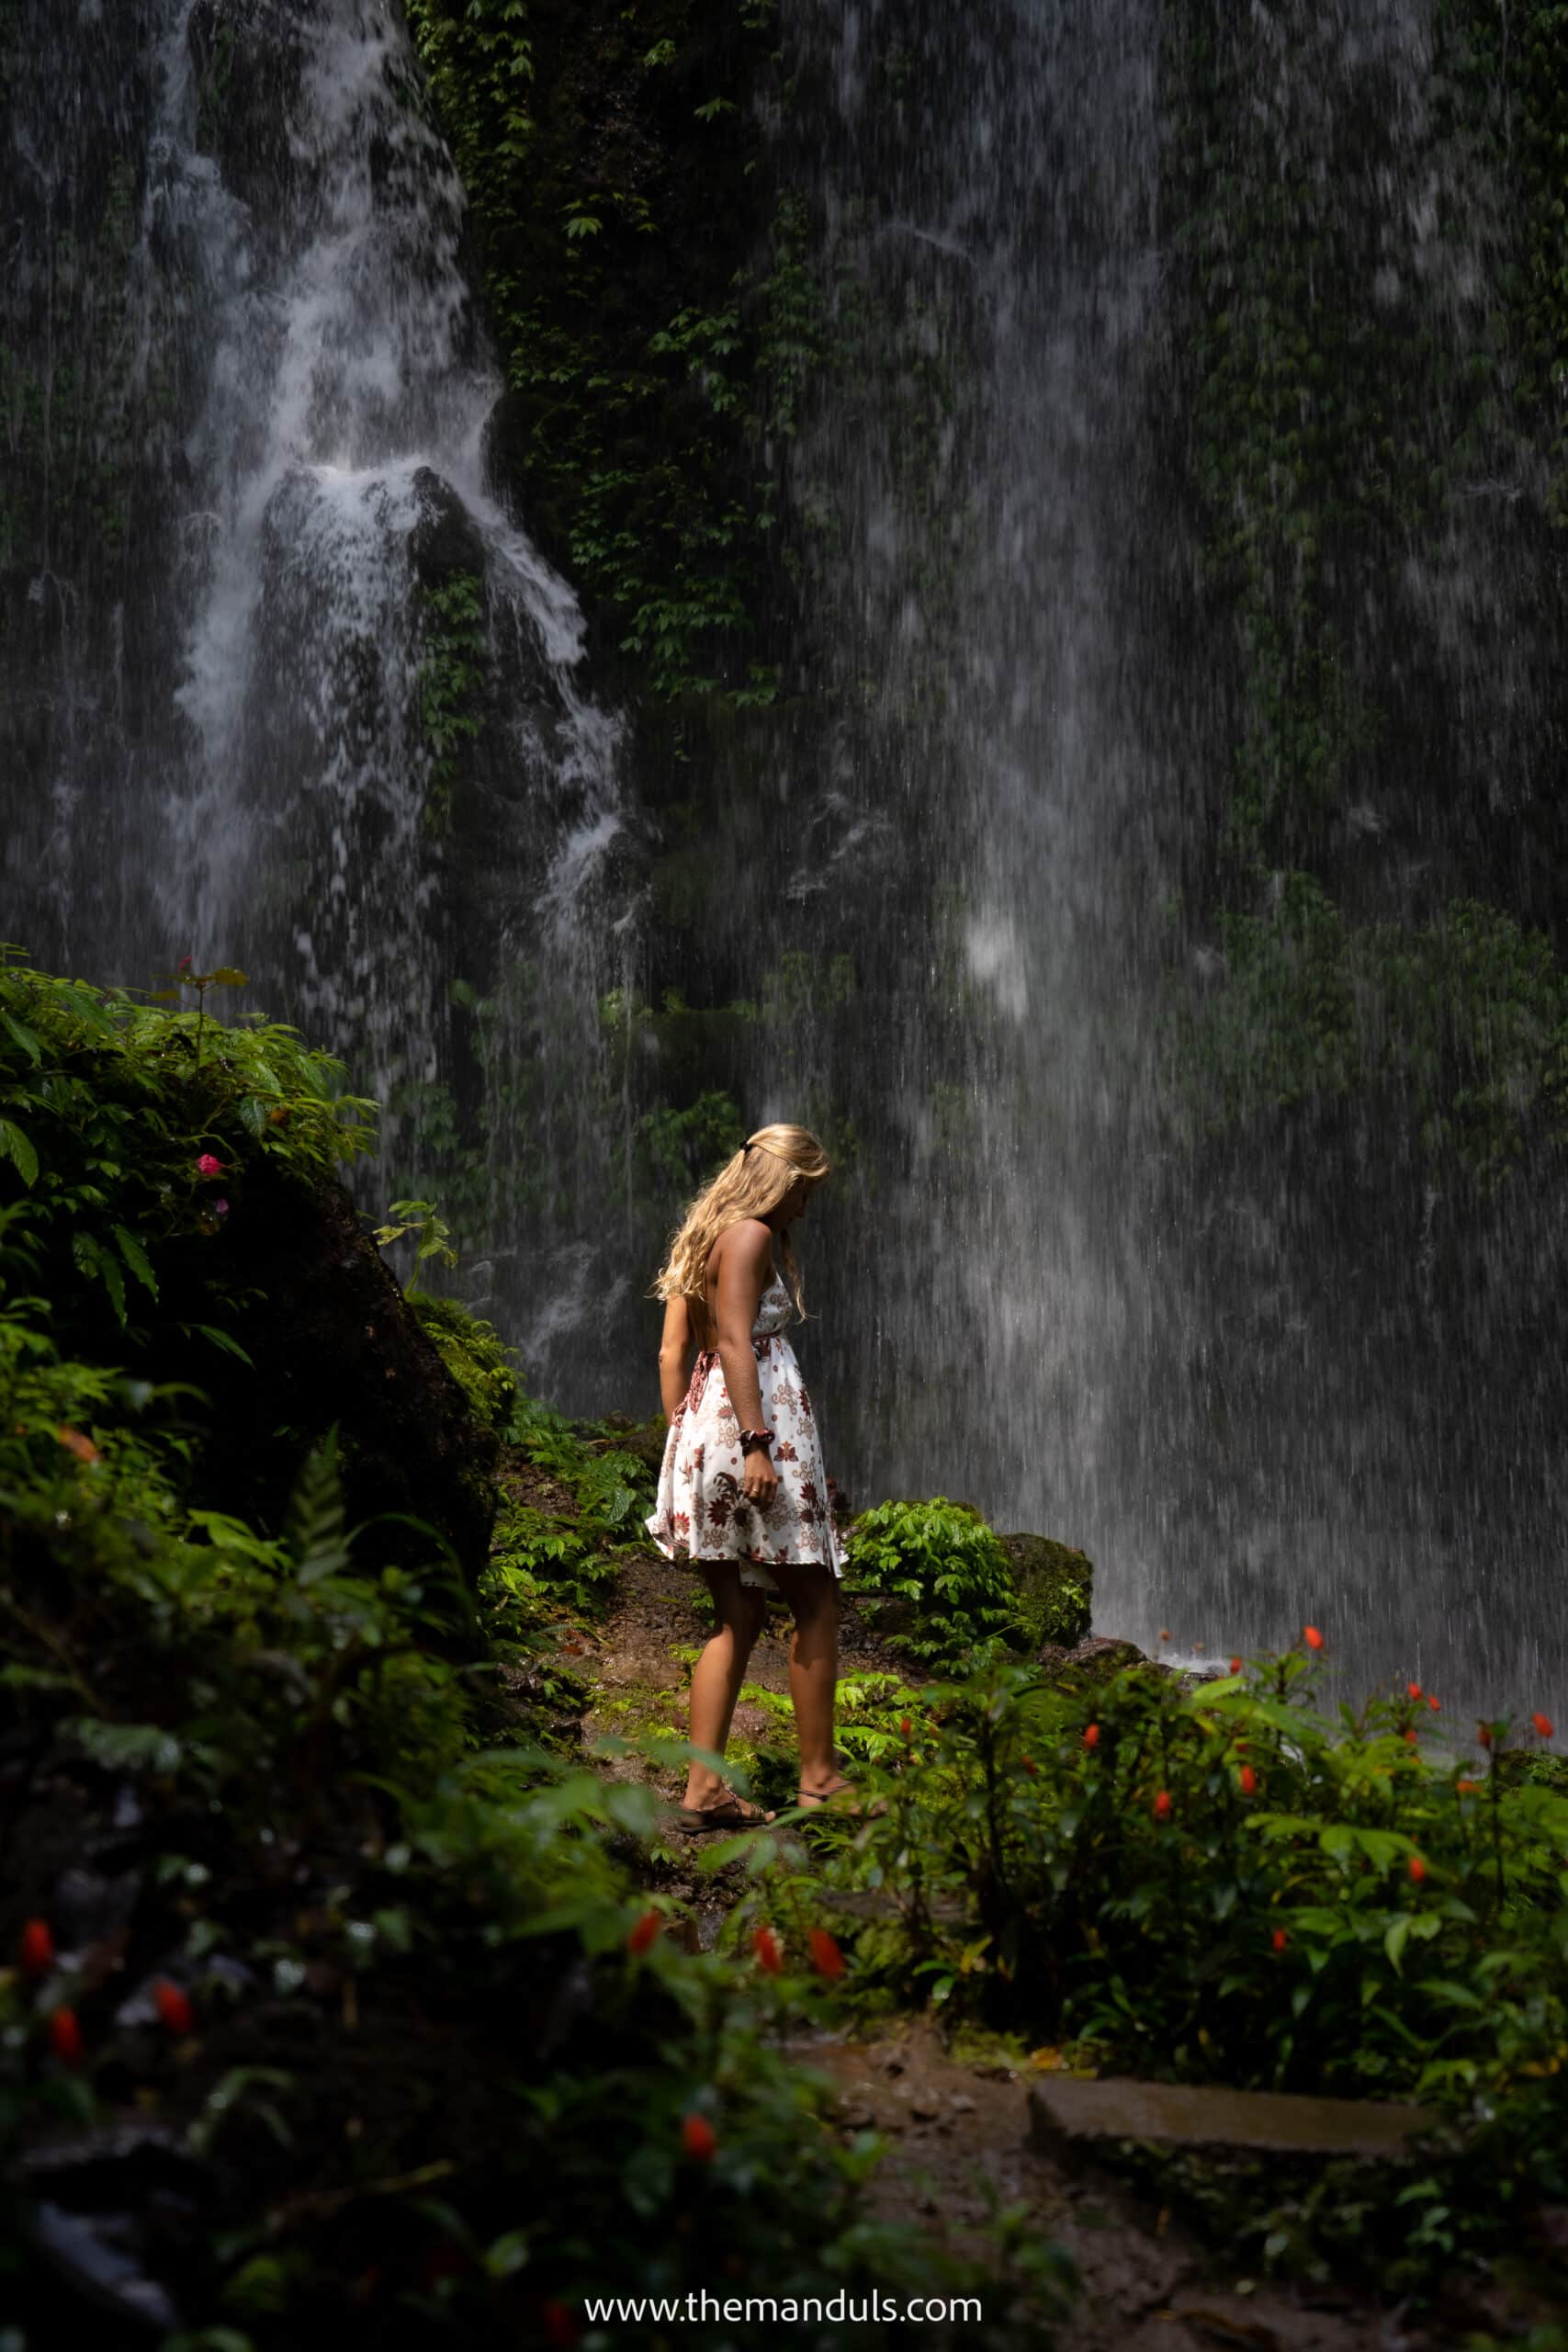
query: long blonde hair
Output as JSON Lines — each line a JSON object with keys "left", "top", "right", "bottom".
{"left": 653, "top": 1123, "right": 831, "bottom": 1322}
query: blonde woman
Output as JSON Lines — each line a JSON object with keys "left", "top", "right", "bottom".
{"left": 648, "top": 1124, "right": 862, "bottom": 1829}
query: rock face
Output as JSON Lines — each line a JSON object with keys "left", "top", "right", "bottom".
{"left": 195, "top": 1161, "right": 498, "bottom": 1583}
{"left": 1036, "top": 1634, "right": 1150, "bottom": 1688}
{"left": 998, "top": 1532, "right": 1093, "bottom": 1649}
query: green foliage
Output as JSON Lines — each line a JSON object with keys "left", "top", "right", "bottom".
{"left": 479, "top": 1398, "right": 664, "bottom": 1643}
{"left": 415, "top": 571, "right": 488, "bottom": 832}
{"left": 1171, "top": 882, "right": 1568, "bottom": 1186}
{"left": 370, "top": 1196, "right": 458, "bottom": 1289}
{"left": 797, "top": 1639, "right": 1568, "bottom": 2290}
{"left": 0, "top": 949, "right": 373, "bottom": 1364}
{"left": 404, "top": 0, "right": 826, "bottom": 701}
{"left": 846, "top": 1498, "right": 1021, "bottom": 1674}
{"left": 407, "top": 1292, "right": 518, "bottom": 1430}
{"left": 0, "top": 967, "right": 1034, "bottom": 2340}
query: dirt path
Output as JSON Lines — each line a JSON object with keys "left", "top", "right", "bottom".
{"left": 555, "top": 1552, "right": 1475, "bottom": 2349}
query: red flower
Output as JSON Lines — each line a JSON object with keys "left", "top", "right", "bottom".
{"left": 1427, "top": 1694, "right": 1441, "bottom": 1713}
{"left": 899, "top": 1716, "right": 912, "bottom": 1740}
{"left": 1303, "top": 1624, "right": 1325, "bottom": 1652}
{"left": 1408, "top": 1854, "right": 1427, "bottom": 1884}
{"left": 542, "top": 2301, "right": 581, "bottom": 2349}
{"left": 1238, "top": 1764, "right": 1258, "bottom": 1797}
{"left": 752, "top": 1926, "right": 784, "bottom": 1975}
{"left": 153, "top": 1979, "right": 195, "bottom": 2035}
{"left": 807, "top": 1928, "right": 846, "bottom": 1979}
{"left": 1407, "top": 1681, "right": 1423, "bottom": 1701}
{"left": 49, "top": 2007, "right": 85, "bottom": 2066}
{"left": 682, "top": 2112, "right": 717, "bottom": 2163}
{"left": 1158, "top": 1628, "right": 1171, "bottom": 1643}
{"left": 1082, "top": 1723, "right": 1100, "bottom": 1750}
{"left": 1271, "top": 1928, "right": 1289, "bottom": 1953}
{"left": 626, "top": 1909, "right": 661, "bottom": 1955}
{"left": 1153, "top": 1789, "right": 1172, "bottom": 1822}
{"left": 1229, "top": 1656, "right": 1243, "bottom": 1674}
{"left": 1021, "top": 1755, "right": 1038, "bottom": 1776}
{"left": 1533, "top": 1713, "right": 1555, "bottom": 1740}
{"left": 1477, "top": 1723, "right": 1494, "bottom": 1749}
{"left": 1403, "top": 1727, "right": 1418, "bottom": 1745}
{"left": 1455, "top": 1778, "right": 1480, "bottom": 1795}
{"left": 19, "top": 1918, "right": 55, "bottom": 1977}
{"left": 196, "top": 1154, "right": 225, "bottom": 1177}
{"left": 178, "top": 956, "right": 193, "bottom": 971}
{"left": 55, "top": 1425, "right": 99, "bottom": 1464}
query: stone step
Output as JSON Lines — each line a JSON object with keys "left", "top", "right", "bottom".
{"left": 1028, "top": 2075, "right": 1432, "bottom": 2159}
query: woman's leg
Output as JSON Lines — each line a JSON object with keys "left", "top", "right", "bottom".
{"left": 763, "top": 1562, "right": 853, "bottom": 1803}
{"left": 682, "top": 1564, "right": 771, "bottom": 1813}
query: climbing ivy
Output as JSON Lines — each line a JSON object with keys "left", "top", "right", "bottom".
{"left": 404, "top": 0, "right": 827, "bottom": 703}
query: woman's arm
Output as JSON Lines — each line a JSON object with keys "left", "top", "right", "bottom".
{"left": 658, "top": 1295, "right": 694, "bottom": 1423}
{"left": 712, "top": 1222, "right": 779, "bottom": 1509}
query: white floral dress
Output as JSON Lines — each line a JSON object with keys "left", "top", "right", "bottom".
{"left": 646, "top": 1275, "right": 845, "bottom": 1590}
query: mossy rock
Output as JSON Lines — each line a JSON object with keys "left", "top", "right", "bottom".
{"left": 998, "top": 1532, "right": 1094, "bottom": 1649}
{"left": 203, "top": 1162, "right": 500, "bottom": 1584}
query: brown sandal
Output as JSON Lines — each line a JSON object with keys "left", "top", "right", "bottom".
{"left": 794, "top": 1781, "right": 888, "bottom": 1820}
{"left": 676, "top": 1793, "right": 776, "bottom": 1833}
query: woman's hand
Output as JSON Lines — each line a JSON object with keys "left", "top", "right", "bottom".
{"left": 742, "top": 1448, "right": 779, "bottom": 1510}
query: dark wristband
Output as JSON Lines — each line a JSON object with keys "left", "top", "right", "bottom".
{"left": 739, "top": 1429, "right": 773, "bottom": 1455}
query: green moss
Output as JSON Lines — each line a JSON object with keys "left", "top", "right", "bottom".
{"left": 1169, "top": 882, "right": 1568, "bottom": 1189}
{"left": 998, "top": 1533, "right": 1093, "bottom": 1651}
{"left": 405, "top": 0, "right": 826, "bottom": 703}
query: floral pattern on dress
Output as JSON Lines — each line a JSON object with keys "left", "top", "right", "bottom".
{"left": 646, "top": 1276, "right": 844, "bottom": 1589}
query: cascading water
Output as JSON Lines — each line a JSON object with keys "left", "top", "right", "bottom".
{"left": 3, "top": 0, "right": 632, "bottom": 1283}
{"left": 6, "top": 0, "right": 1567, "bottom": 1721}
{"left": 742, "top": 0, "right": 1568, "bottom": 1719}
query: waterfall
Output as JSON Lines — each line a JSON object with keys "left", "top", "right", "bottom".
{"left": 744, "top": 0, "right": 1567, "bottom": 1717}
{"left": 6, "top": 0, "right": 1566, "bottom": 1717}
{"left": 2, "top": 0, "right": 634, "bottom": 1334}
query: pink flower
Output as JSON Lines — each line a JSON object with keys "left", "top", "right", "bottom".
{"left": 178, "top": 956, "right": 193, "bottom": 971}
{"left": 196, "top": 1154, "right": 224, "bottom": 1178}
{"left": 213, "top": 1198, "right": 230, "bottom": 1217}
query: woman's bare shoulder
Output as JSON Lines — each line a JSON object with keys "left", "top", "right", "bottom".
{"left": 712, "top": 1218, "right": 773, "bottom": 1274}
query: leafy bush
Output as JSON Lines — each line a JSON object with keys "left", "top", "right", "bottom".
{"left": 845, "top": 1498, "right": 1023, "bottom": 1673}
{"left": 407, "top": 1292, "right": 518, "bottom": 1431}
{"left": 0, "top": 970, "right": 1044, "bottom": 2343}
{"left": 788, "top": 1638, "right": 1568, "bottom": 2292}
{"left": 0, "top": 949, "right": 373, "bottom": 1361}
